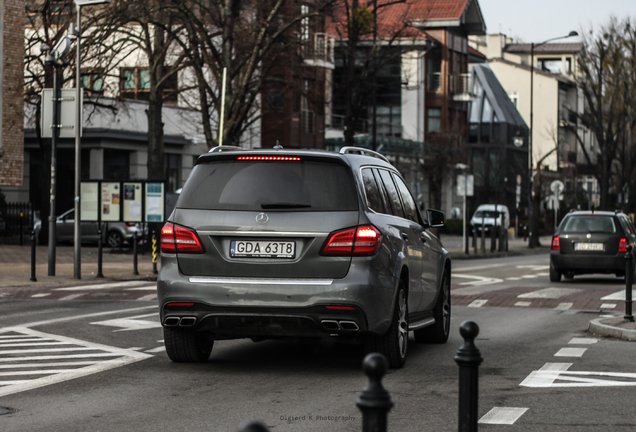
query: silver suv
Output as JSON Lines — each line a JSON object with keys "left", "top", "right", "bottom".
{"left": 157, "top": 146, "right": 451, "bottom": 368}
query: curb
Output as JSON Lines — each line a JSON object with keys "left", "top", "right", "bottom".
{"left": 588, "top": 318, "right": 636, "bottom": 341}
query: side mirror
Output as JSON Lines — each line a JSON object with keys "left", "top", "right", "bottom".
{"left": 427, "top": 209, "right": 445, "bottom": 228}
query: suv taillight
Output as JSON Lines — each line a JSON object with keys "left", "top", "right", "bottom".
{"left": 161, "top": 222, "right": 206, "bottom": 254}
{"left": 551, "top": 236, "right": 560, "bottom": 251}
{"left": 619, "top": 238, "right": 628, "bottom": 252}
{"left": 321, "top": 225, "right": 381, "bottom": 257}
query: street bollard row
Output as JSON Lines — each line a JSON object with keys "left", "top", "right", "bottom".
{"left": 237, "top": 321, "right": 483, "bottom": 432}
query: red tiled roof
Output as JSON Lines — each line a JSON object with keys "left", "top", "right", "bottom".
{"left": 328, "top": 0, "right": 471, "bottom": 40}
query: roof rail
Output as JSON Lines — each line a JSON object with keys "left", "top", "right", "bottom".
{"left": 208, "top": 145, "right": 244, "bottom": 153}
{"left": 339, "top": 146, "right": 389, "bottom": 163}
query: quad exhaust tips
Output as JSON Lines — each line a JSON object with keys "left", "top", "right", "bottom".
{"left": 163, "top": 316, "right": 197, "bottom": 327}
{"left": 321, "top": 320, "right": 360, "bottom": 331}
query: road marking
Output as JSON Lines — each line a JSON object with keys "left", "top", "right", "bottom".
{"left": 453, "top": 263, "right": 510, "bottom": 272}
{"left": 454, "top": 274, "right": 503, "bottom": 286}
{"left": 518, "top": 288, "right": 580, "bottom": 299}
{"left": 535, "top": 272, "right": 549, "bottom": 276}
{"left": 514, "top": 301, "right": 531, "bottom": 307}
{"left": 601, "top": 290, "right": 636, "bottom": 301}
{"left": 479, "top": 407, "right": 528, "bottom": 425}
{"left": 55, "top": 281, "right": 152, "bottom": 292}
{"left": 0, "top": 327, "right": 151, "bottom": 398}
{"left": 127, "top": 286, "right": 157, "bottom": 291}
{"left": 136, "top": 294, "right": 157, "bottom": 301}
{"left": 520, "top": 363, "right": 572, "bottom": 387}
{"left": 521, "top": 274, "right": 538, "bottom": 279}
{"left": 506, "top": 277, "right": 522, "bottom": 281}
{"left": 19, "top": 305, "right": 157, "bottom": 328}
{"left": 569, "top": 338, "right": 598, "bottom": 344}
{"left": 516, "top": 265, "right": 549, "bottom": 270}
{"left": 555, "top": 303, "right": 573, "bottom": 310}
{"left": 91, "top": 313, "right": 161, "bottom": 332}
{"left": 145, "top": 346, "right": 165, "bottom": 353}
{"left": 521, "top": 363, "right": 636, "bottom": 387}
{"left": 600, "top": 303, "right": 616, "bottom": 309}
{"left": 31, "top": 293, "right": 50, "bottom": 298}
{"left": 58, "top": 294, "right": 84, "bottom": 301}
{"left": 467, "top": 300, "right": 488, "bottom": 308}
{"left": 555, "top": 348, "right": 587, "bottom": 357}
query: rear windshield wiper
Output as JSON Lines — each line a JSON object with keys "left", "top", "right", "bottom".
{"left": 261, "top": 203, "right": 311, "bottom": 209}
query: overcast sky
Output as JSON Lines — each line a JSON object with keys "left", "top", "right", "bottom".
{"left": 477, "top": 0, "right": 635, "bottom": 43}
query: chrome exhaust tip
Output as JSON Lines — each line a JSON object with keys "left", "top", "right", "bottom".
{"left": 179, "top": 317, "right": 197, "bottom": 326}
{"left": 321, "top": 320, "right": 340, "bottom": 331}
{"left": 339, "top": 321, "right": 359, "bottom": 331}
{"left": 164, "top": 317, "right": 180, "bottom": 327}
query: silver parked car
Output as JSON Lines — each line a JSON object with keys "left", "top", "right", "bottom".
{"left": 157, "top": 146, "right": 451, "bottom": 368}
{"left": 34, "top": 208, "right": 143, "bottom": 248}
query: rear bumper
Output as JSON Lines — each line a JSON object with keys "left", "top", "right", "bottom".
{"left": 157, "top": 258, "right": 396, "bottom": 338}
{"left": 551, "top": 251, "right": 626, "bottom": 274}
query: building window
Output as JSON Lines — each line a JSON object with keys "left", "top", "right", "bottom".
{"left": 121, "top": 67, "right": 178, "bottom": 103}
{"left": 508, "top": 92, "right": 518, "bottom": 109}
{"left": 301, "top": 80, "right": 314, "bottom": 134}
{"left": 81, "top": 68, "right": 105, "bottom": 95}
{"left": 537, "top": 58, "right": 563, "bottom": 74}
{"left": 427, "top": 108, "right": 441, "bottom": 134}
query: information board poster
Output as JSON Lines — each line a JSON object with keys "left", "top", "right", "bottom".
{"left": 101, "top": 182, "right": 121, "bottom": 222}
{"left": 80, "top": 182, "right": 99, "bottom": 221}
{"left": 123, "top": 182, "right": 143, "bottom": 222}
{"left": 145, "top": 183, "right": 164, "bottom": 222}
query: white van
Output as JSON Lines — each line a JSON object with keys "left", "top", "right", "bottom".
{"left": 470, "top": 204, "right": 510, "bottom": 235}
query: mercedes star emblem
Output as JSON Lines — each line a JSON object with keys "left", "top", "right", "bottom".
{"left": 256, "top": 213, "right": 269, "bottom": 225}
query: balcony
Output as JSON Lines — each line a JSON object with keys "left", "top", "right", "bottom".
{"left": 302, "top": 33, "right": 336, "bottom": 69}
{"left": 452, "top": 74, "right": 476, "bottom": 102}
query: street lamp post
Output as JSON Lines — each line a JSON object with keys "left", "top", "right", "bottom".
{"left": 73, "top": 0, "right": 111, "bottom": 279}
{"left": 528, "top": 30, "right": 578, "bottom": 248}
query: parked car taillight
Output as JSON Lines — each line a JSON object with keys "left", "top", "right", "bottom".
{"left": 321, "top": 225, "right": 382, "bottom": 257}
{"left": 551, "top": 235, "right": 560, "bottom": 251}
{"left": 126, "top": 223, "right": 136, "bottom": 228}
{"left": 160, "top": 222, "right": 206, "bottom": 254}
{"left": 619, "top": 238, "right": 628, "bottom": 252}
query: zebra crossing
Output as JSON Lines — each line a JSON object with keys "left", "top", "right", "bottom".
{"left": 16, "top": 281, "right": 158, "bottom": 302}
{"left": 0, "top": 326, "right": 152, "bottom": 398}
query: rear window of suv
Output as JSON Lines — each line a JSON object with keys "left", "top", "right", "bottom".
{"left": 177, "top": 160, "right": 358, "bottom": 211}
{"left": 562, "top": 215, "right": 617, "bottom": 233}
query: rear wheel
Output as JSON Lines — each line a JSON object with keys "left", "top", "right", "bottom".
{"left": 549, "top": 261, "right": 562, "bottom": 282}
{"left": 164, "top": 327, "right": 213, "bottom": 363}
{"left": 364, "top": 284, "right": 408, "bottom": 369}
{"left": 106, "top": 231, "right": 123, "bottom": 248}
{"left": 414, "top": 270, "right": 450, "bottom": 344}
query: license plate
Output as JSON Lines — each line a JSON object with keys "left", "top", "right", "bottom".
{"left": 230, "top": 240, "right": 295, "bottom": 258}
{"left": 575, "top": 242, "right": 604, "bottom": 251}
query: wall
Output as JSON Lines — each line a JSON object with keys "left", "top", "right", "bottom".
{"left": 0, "top": 0, "right": 24, "bottom": 189}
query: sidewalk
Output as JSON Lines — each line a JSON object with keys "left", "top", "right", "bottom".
{"left": 441, "top": 233, "right": 553, "bottom": 259}
{"left": 0, "top": 243, "right": 157, "bottom": 290}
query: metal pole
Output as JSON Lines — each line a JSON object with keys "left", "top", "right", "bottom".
{"left": 133, "top": 231, "right": 139, "bottom": 275}
{"left": 152, "top": 230, "right": 158, "bottom": 274}
{"left": 30, "top": 230, "right": 37, "bottom": 282}
{"left": 357, "top": 353, "right": 393, "bottom": 432}
{"left": 463, "top": 175, "right": 467, "bottom": 254}
{"left": 96, "top": 222, "right": 103, "bottom": 278}
{"left": 218, "top": 67, "right": 227, "bottom": 146}
{"left": 625, "top": 245, "right": 634, "bottom": 322}
{"left": 48, "top": 65, "right": 60, "bottom": 276}
{"left": 74, "top": 4, "right": 83, "bottom": 280}
{"left": 455, "top": 321, "right": 483, "bottom": 432}
{"left": 528, "top": 42, "right": 535, "bottom": 249}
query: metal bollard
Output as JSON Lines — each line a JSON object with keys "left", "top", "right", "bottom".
{"left": 152, "top": 230, "right": 158, "bottom": 274}
{"left": 30, "top": 230, "right": 37, "bottom": 282}
{"left": 133, "top": 231, "right": 139, "bottom": 275}
{"left": 455, "top": 321, "right": 483, "bottom": 432}
{"left": 97, "top": 224, "right": 104, "bottom": 278}
{"left": 625, "top": 245, "right": 634, "bottom": 322}
{"left": 20, "top": 212, "right": 24, "bottom": 246}
{"left": 237, "top": 421, "right": 269, "bottom": 432}
{"left": 357, "top": 353, "right": 393, "bottom": 432}
{"left": 490, "top": 226, "right": 496, "bottom": 252}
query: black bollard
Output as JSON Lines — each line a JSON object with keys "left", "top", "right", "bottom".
{"left": 96, "top": 224, "right": 104, "bottom": 278}
{"left": 20, "top": 212, "right": 24, "bottom": 246}
{"left": 357, "top": 353, "right": 393, "bottom": 432}
{"left": 30, "top": 230, "right": 37, "bottom": 282}
{"left": 133, "top": 231, "right": 139, "bottom": 275}
{"left": 455, "top": 321, "right": 483, "bottom": 432}
{"left": 152, "top": 230, "right": 158, "bottom": 274}
{"left": 237, "top": 421, "right": 269, "bottom": 432}
{"left": 625, "top": 245, "right": 634, "bottom": 322}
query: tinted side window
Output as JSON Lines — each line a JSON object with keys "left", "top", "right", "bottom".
{"left": 619, "top": 216, "right": 635, "bottom": 235}
{"left": 361, "top": 168, "right": 385, "bottom": 213}
{"left": 178, "top": 160, "right": 358, "bottom": 211}
{"left": 372, "top": 169, "right": 391, "bottom": 214}
{"left": 393, "top": 174, "right": 419, "bottom": 223}
{"left": 378, "top": 169, "right": 405, "bottom": 218}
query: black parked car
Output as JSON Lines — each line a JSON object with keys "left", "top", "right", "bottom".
{"left": 550, "top": 210, "right": 636, "bottom": 281}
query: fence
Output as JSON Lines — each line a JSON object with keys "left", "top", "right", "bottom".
{"left": 0, "top": 202, "right": 34, "bottom": 245}
{"left": 237, "top": 321, "right": 483, "bottom": 432}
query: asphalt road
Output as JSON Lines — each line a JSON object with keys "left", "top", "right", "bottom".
{"left": 0, "top": 252, "right": 634, "bottom": 431}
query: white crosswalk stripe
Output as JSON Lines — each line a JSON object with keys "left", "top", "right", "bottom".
{"left": 0, "top": 326, "right": 151, "bottom": 397}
